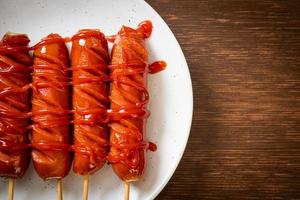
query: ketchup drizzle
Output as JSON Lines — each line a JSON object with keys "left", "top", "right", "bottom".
{"left": 0, "top": 21, "right": 166, "bottom": 167}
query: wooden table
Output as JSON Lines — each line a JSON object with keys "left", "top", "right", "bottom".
{"left": 146, "top": 0, "right": 300, "bottom": 199}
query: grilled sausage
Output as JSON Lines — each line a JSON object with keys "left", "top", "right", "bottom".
{"left": 0, "top": 33, "right": 32, "bottom": 178}
{"left": 31, "top": 34, "right": 71, "bottom": 179}
{"left": 71, "top": 29, "right": 110, "bottom": 175}
{"left": 107, "top": 21, "right": 154, "bottom": 182}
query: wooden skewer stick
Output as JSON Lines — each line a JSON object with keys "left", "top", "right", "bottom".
{"left": 124, "top": 182, "right": 130, "bottom": 200}
{"left": 82, "top": 175, "right": 89, "bottom": 200}
{"left": 8, "top": 178, "right": 14, "bottom": 200}
{"left": 57, "top": 179, "right": 63, "bottom": 200}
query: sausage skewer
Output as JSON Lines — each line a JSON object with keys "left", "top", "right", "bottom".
{"left": 107, "top": 21, "right": 166, "bottom": 200}
{"left": 124, "top": 182, "right": 130, "bottom": 200}
{"left": 57, "top": 178, "right": 63, "bottom": 200}
{"left": 31, "top": 33, "right": 71, "bottom": 200}
{"left": 8, "top": 178, "right": 14, "bottom": 200}
{"left": 107, "top": 20, "right": 166, "bottom": 200}
{"left": 0, "top": 33, "right": 32, "bottom": 200}
{"left": 71, "top": 29, "right": 109, "bottom": 200}
{"left": 82, "top": 175, "right": 89, "bottom": 200}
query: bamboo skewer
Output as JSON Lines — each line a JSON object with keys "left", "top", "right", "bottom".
{"left": 8, "top": 178, "right": 14, "bottom": 200}
{"left": 124, "top": 182, "right": 130, "bottom": 200}
{"left": 82, "top": 175, "right": 89, "bottom": 200}
{"left": 57, "top": 179, "right": 63, "bottom": 200}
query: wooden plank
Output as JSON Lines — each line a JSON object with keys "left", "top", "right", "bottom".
{"left": 146, "top": 0, "right": 300, "bottom": 199}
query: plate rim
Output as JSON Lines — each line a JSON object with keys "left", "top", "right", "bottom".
{"left": 140, "top": 1, "right": 194, "bottom": 199}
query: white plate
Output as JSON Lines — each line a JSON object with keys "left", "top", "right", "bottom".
{"left": 0, "top": 0, "right": 193, "bottom": 199}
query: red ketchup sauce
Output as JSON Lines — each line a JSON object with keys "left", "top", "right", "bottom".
{"left": 0, "top": 21, "right": 166, "bottom": 168}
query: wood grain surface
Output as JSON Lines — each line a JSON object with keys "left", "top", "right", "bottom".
{"left": 146, "top": 0, "right": 300, "bottom": 199}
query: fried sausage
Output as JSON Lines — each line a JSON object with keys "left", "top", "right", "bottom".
{"left": 0, "top": 33, "right": 32, "bottom": 178}
{"left": 71, "top": 29, "right": 110, "bottom": 175}
{"left": 107, "top": 21, "right": 154, "bottom": 182}
{"left": 31, "top": 34, "right": 71, "bottom": 179}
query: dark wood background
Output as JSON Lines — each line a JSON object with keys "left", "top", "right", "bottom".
{"left": 146, "top": 0, "right": 300, "bottom": 199}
